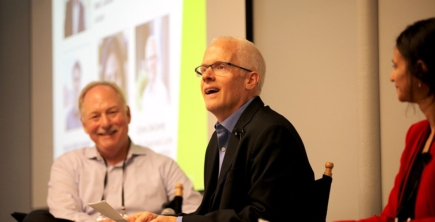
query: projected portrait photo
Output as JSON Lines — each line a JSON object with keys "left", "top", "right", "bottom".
{"left": 65, "top": 60, "right": 83, "bottom": 130}
{"left": 133, "top": 15, "right": 177, "bottom": 159}
{"left": 99, "top": 33, "right": 128, "bottom": 99}
{"left": 52, "top": 0, "right": 205, "bottom": 195}
{"left": 64, "top": 0, "right": 86, "bottom": 38}
{"left": 56, "top": 47, "right": 94, "bottom": 159}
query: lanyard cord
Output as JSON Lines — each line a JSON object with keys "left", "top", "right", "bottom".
{"left": 101, "top": 156, "right": 128, "bottom": 216}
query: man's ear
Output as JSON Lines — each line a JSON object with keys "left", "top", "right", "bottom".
{"left": 245, "top": 71, "right": 259, "bottom": 90}
{"left": 81, "top": 117, "right": 90, "bottom": 134}
{"left": 126, "top": 106, "right": 131, "bottom": 124}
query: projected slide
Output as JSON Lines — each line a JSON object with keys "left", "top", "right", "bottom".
{"left": 53, "top": 0, "right": 190, "bottom": 161}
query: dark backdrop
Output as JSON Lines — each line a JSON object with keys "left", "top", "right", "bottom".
{"left": 0, "top": 0, "right": 32, "bottom": 221}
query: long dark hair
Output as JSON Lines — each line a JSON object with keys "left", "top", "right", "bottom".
{"left": 396, "top": 17, "right": 435, "bottom": 97}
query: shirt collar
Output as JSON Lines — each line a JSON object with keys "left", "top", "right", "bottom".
{"left": 215, "top": 96, "right": 256, "bottom": 133}
{"left": 85, "top": 139, "right": 147, "bottom": 162}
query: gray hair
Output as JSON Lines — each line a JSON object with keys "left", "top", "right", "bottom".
{"left": 78, "top": 81, "right": 127, "bottom": 115}
{"left": 212, "top": 36, "right": 266, "bottom": 93}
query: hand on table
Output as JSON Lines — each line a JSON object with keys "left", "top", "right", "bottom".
{"left": 125, "top": 212, "right": 158, "bottom": 222}
{"left": 150, "top": 215, "right": 177, "bottom": 222}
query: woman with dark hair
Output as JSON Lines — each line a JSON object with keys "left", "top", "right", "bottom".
{"left": 336, "top": 17, "right": 435, "bottom": 222}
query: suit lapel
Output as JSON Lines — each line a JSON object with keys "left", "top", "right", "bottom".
{"left": 216, "top": 133, "right": 240, "bottom": 185}
{"left": 202, "top": 132, "right": 220, "bottom": 212}
{"left": 209, "top": 97, "right": 265, "bottom": 209}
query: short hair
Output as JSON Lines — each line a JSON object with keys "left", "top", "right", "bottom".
{"left": 396, "top": 17, "right": 435, "bottom": 97}
{"left": 212, "top": 36, "right": 266, "bottom": 93}
{"left": 78, "top": 81, "right": 127, "bottom": 115}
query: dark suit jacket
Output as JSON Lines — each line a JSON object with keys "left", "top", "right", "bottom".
{"left": 183, "top": 96, "right": 315, "bottom": 222}
{"left": 64, "top": 0, "right": 85, "bottom": 38}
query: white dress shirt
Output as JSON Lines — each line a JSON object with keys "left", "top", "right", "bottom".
{"left": 48, "top": 142, "right": 202, "bottom": 222}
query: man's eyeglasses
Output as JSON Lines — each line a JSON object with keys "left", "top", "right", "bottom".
{"left": 195, "top": 62, "right": 252, "bottom": 77}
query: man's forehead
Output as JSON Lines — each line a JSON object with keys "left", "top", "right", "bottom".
{"left": 81, "top": 101, "right": 122, "bottom": 115}
{"left": 209, "top": 40, "right": 237, "bottom": 52}
{"left": 83, "top": 86, "right": 123, "bottom": 104}
{"left": 204, "top": 45, "right": 237, "bottom": 63}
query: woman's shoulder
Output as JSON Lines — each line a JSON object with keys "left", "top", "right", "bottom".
{"left": 409, "top": 119, "right": 429, "bottom": 130}
{"left": 406, "top": 119, "right": 429, "bottom": 139}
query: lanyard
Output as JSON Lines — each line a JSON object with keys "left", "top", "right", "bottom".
{"left": 101, "top": 156, "right": 127, "bottom": 216}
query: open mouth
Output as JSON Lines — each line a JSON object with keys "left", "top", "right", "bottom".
{"left": 205, "top": 88, "right": 219, "bottom": 95}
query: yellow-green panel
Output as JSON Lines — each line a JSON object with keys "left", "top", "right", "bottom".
{"left": 177, "top": 0, "right": 208, "bottom": 191}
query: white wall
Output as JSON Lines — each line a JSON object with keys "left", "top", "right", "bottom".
{"left": 254, "top": 0, "right": 435, "bottom": 221}
{"left": 254, "top": 1, "right": 360, "bottom": 220}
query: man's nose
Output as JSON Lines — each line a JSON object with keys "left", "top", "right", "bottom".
{"left": 100, "top": 114, "right": 111, "bottom": 127}
{"left": 202, "top": 67, "right": 214, "bottom": 80}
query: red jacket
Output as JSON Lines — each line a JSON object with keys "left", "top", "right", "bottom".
{"left": 337, "top": 120, "right": 435, "bottom": 222}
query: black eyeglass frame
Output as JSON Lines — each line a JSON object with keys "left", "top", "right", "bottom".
{"left": 195, "top": 62, "right": 252, "bottom": 76}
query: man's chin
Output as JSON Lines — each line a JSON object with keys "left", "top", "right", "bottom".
{"left": 96, "top": 144, "right": 122, "bottom": 155}
{"left": 96, "top": 138, "right": 118, "bottom": 148}
{"left": 205, "top": 102, "right": 218, "bottom": 112}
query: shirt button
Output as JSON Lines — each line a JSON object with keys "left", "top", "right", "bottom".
{"left": 221, "top": 147, "right": 226, "bottom": 152}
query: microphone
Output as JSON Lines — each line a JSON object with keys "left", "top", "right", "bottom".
{"left": 234, "top": 129, "right": 245, "bottom": 138}
{"left": 160, "top": 183, "right": 183, "bottom": 216}
{"left": 161, "top": 208, "right": 176, "bottom": 216}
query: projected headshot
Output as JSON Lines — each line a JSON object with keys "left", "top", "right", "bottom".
{"left": 99, "top": 33, "right": 128, "bottom": 99}
{"left": 64, "top": 0, "right": 86, "bottom": 38}
{"left": 133, "top": 16, "right": 176, "bottom": 159}
{"left": 135, "top": 17, "right": 170, "bottom": 111}
{"left": 65, "top": 60, "right": 83, "bottom": 130}
{"left": 138, "top": 35, "right": 170, "bottom": 110}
